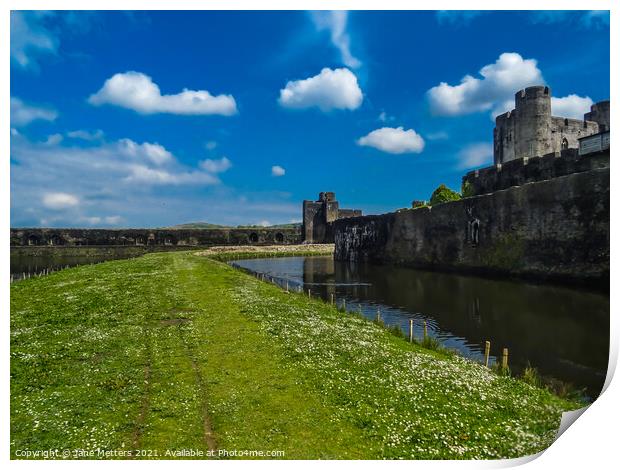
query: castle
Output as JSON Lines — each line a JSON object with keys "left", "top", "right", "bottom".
{"left": 302, "top": 192, "right": 362, "bottom": 243}
{"left": 494, "top": 86, "right": 609, "bottom": 164}
{"left": 332, "top": 85, "right": 609, "bottom": 287}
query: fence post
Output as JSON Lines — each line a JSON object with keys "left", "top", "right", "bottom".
{"left": 423, "top": 321, "right": 428, "bottom": 341}
{"left": 376, "top": 309, "right": 381, "bottom": 323}
{"left": 342, "top": 299, "right": 346, "bottom": 312}
{"left": 502, "top": 348, "right": 509, "bottom": 371}
{"left": 409, "top": 319, "right": 413, "bottom": 343}
{"left": 286, "top": 280, "right": 289, "bottom": 292}
{"left": 331, "top": 293, "right": 334, "bottom": 305}
{"left": 484, "top": 341, "right": 491, "bottom": 367}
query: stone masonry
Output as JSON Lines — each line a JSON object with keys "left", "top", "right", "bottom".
{"left": 302, "top": 192, "right": 362, "bottom": 243}
{"left": 494, "top": 86, "right": 610, "bottom": 164}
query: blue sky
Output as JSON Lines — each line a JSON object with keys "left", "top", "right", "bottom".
{"left": 10, "top": 10, "right": 610, "bottom": 228}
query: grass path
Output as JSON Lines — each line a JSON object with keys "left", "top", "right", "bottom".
{"left": 11, "top": 252, "right": 579, "bottom": 459}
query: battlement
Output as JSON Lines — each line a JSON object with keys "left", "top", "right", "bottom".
{"left": 463, "top": 147, "right": 609, "bottom": 197}
{"left": 494, "top": 85, "right": 605, "bottom": 165}
{"left": 515, "top": 85, "right": 550, "bottom": 103}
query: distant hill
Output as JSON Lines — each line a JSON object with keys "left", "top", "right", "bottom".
{"left": 236, "top": 223, "right": 302, "bottom": 229}
{"left": 165, "top": 222, "right": 231, "bottom": 229}
{"left": 165, "top": 222, "right": 302, "bottom": 230}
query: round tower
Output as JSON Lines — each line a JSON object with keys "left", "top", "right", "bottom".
{"left": 514, "top": 86, "right": 553, "bottom": 158}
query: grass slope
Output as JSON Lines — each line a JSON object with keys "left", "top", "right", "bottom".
{"left": 10, "top": 252, "right": 579, "bottom": 459}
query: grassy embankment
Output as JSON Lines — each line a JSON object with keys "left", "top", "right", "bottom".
{"left": 11, "top": 250, "right": 580, "bottom": 459}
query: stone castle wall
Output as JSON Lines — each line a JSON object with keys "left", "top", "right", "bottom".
{"left": 334, "top": 168, "right": 609, "bottom": 287}
{"left": 10, "top": 227, "right": 302, "bottom": 247}
{"left": 463, "top": 147, "right": 609, "bottom": 196}
{"left": 493, "top": 86, "right": 607, "bottom": 165}
{"left": 303, "top": 192, "right": 361, "bottom": 243}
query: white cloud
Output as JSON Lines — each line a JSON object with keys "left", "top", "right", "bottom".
{"left": 83, "top": 216, "right": 102, "bottom": 225}
{"left": 530, "top": 10, "right": 609, "bottom": 29}
{"left": 10, "top": 12, "right": 57, "bottom": 69}
{"left": 105, "top": 216, "right": 122, "bottom": 225}
{"left": 357, "top": 127, "right": 425, "bottom": 154}
{"left": 458, "top": 142, "right": 493, "bottom": 169}
{"left": 118, "top": 139, "right": 173, "bottom": 166}
{"left": 124, "top": 165, "right": 219, "bottom": 185}
{"left": 257, "top": 220, "right": 271, "bottom": 227}
{"left": 427, "top": 52, "right": 544, "bottom": 116}
{"left": 11, "top": 97, "right": 58, "bottom": 126}
{"left": 199, "top": 157, "right": 232, "bottom": 173}
{"left": 552, "top": 95, "right": 594, "bottom": 119}
{"left": 271, "top": 165, "right": 286, "bottom": 177}
{"left": 89, "top": 71, "right": 238, "bottom": 116}
{"left": 11, "top": 11, "right": 97, "bottom": 70}
{"left": 67, "top": 129, "right": 104, "bottom": 141}
{"left": 278, "top": 67, "right": 363, "bottom": 112}
{"left": 310, "top": 11, "right": 361, "bottom": 69}
{"left": 12, "top": 135, "right": 221, "bottom": 193}
{"left": 12, "top": 134, "right": 300, "bottom": 228}
{"left": 44, "top": 134, "right": 63, "bottom": 146}
{"left": 378, "top": 111, "right": 395, "bottom": 123}
{"left": 42, "top": 192, "right": 80, "bottom": 210}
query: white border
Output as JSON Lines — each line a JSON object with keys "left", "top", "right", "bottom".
{"left": 3, "top": 1, "right": 616, "bottom": 468}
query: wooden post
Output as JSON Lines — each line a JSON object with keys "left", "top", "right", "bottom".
{"left": 285, "top": 280, "right": 289, "bottom": 292}
{"left": 308, "top": 289, "right": 311, "bottom": 299}
{"left": 502, "top": 348, "right": 509, "bottom": 370}
{"left": 409, "top": 320, "right": 413, "bottom": 342}
{"left": 423, "top": 320, "right": 428, "bottom": 340}
{"left": 342, "top": 299, "right": 346, "bottom": 311}
{"left": 376, "top": 309, "right": 381, "bottom": 322}
{"left": 484, "top": 341, "right": 491, "bottom": 367}
{"left": 331, "top": 293, "right": 334, "bottom": 305}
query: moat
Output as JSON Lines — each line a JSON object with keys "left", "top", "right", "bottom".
{"left": 232, "top": 255, "right": 609, "bottom": 399}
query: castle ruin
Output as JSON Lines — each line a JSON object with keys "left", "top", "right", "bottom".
{"left": 302, "top": 192, "right": 362, "bottom": 243}
{"left": 333, "top": 85, "right": 610, "bottom": 286}
{"left": 494, "top": 86, "right": 610, "bottom": 165}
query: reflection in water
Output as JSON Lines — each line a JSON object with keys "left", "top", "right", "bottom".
{"left": 10, "top": 251, "right": 142, "bottom": 280}
{"left": 233, "top": 256, "right": 609, "bottom": 399}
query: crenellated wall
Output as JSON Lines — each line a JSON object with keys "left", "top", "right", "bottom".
{"left": 493, "top": 86, "right": 605, "bottom": 164}
{"left": 462, "top": 147, "right": 609, "bottom": 196}
{"left": 335, "top": 168, "right": 609, "bottom": 287}
{"left": 10, "top": 227, "right": 302, "bottom": 247}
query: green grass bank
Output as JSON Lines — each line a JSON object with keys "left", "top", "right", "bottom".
{"left": 11, "top": 251, "right": 580, "bottom": 459}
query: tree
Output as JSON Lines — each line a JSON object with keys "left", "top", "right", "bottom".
{"left": 429, "top": 184, "right": 461, "bottom": 206}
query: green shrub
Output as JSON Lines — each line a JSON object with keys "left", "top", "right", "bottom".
{"left": 421, "top": 335, "right": 442, "bottom": 351}
{"left": 521, "top": 365, "right": 542, "bottom": 387}
{"left": 429, "top": 184, "right": 461, "bottom": 206}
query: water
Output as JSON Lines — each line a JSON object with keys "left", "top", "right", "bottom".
{"left": 232, "top": 256, "right": 609, "bottom": 399}
{"left": 10, "top": 249, "right": 145, "bottom": 280}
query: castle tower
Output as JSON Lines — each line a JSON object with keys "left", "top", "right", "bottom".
{"left": 585, "top": 100, "right": 610, "bottom": 132}
{"left": 513, "top": 86, "right": 553, "bottom": 159}
{"left": 302, "top": 192, "right": 362, "bottom": 243}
